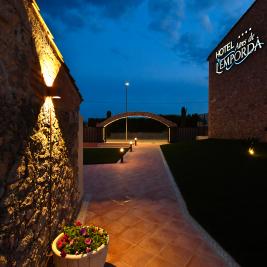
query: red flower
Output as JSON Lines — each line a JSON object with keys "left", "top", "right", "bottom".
{"left": 84, "top": 238, "right": 92, "bottom": 245}
{"left": 60, "top": 250, "right": 66, "bottom": 258}
{"left": 75, "top": 221, "right": 82, "bottom": 226}
{"left": 86, "top": 247, "right": 91, "bottom": 253}
{"left": 63, "top": 234, "right": 69, "bottom": 241}
{"left": 57, "top": 240, "right": 63, "bottom": 249}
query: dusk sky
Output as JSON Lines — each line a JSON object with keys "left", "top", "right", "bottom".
{"left": 38, "top": 0, "right": 254, "bottom": 119}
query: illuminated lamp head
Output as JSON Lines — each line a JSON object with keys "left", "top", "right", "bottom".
{"left": 248, "top": 147, "right": 255, "bottom": 156}
{"left": 120, "top": 148, "right": 124, "bottom": 153}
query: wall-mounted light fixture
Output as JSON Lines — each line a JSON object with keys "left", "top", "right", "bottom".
{"left": 46, "top": 87, "right": 62, "bottom": 99}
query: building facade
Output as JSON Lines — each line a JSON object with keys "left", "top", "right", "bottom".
{"left": 208, "top": 0, "right": 267, "bottom": 142}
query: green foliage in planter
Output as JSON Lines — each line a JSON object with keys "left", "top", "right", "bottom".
{"left": 56, "top": 222, "right": 108, "bottom": 257}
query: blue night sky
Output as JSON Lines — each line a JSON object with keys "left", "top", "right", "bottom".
{"left": 38, "top": 0, "right": 254, "bottom": 119}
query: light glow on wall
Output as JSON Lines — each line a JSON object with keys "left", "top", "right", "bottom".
{"left": 25, "top": 0, "right": 63, "bottom": 87}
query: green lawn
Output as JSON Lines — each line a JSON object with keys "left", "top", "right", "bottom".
{"left": 83, "top": 148, "right": 128, "bottom": 164}
{"left": 161, "top": 139, "right": 267, "bottom": 267}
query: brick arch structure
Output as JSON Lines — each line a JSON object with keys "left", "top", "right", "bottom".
{"left": 96, "top": 112, "right": 177, "bottom": 143}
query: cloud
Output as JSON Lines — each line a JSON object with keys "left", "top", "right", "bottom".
{"left": 85, "top": 0, "right": 144, "bottom": 19}
{"left": 37, "top": 0, "right": 145, "bottom": 30}
{"left": 172, "top": 33, "right": 211, "bottom": 64}
{"left": 201, "top": 14, "right": 213, "bottom": 32}
{"left": 187, "top": 0, "right": 214, "bottom": 11}
{"left": 148, "top": 0, "right": 184, "bottom": 40}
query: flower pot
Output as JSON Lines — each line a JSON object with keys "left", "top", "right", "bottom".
{"left": 52, "top": 233, "right": 109, "bottom": 267}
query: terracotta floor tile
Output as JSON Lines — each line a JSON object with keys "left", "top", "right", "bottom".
{"left": 160, "top": 243, "right": 193, "bottom": 266}
{"left": 146, "top": 256, "right": 178, "bottom": 267}
{"left": 117, "top": 213, "right": 142, "bottom": 227}
{"left": 152, "top": 227, "right": 179, "bottom": 243}
{"left": 143, "top": 212, "right": 171, "bottom": 225}
{"left": 133, "top": 219, "right": 160, "bottom": 234}
{"left": 108, "top": 237, "right": 133, "bottom": 261}
{"left": 89, "top": 215, "right": 110, "bottom": 228}
{"left": 187, "top": 255, "right": 227, "bottom": 267}
{"left": 171, "top": 232, "right": 203, "bottom": 251}
{"left": 103, "top": 208, "right": 128, "bottom": 222}
{"left": 120, "top": 245, "right": 153, "bottom": 267}
{"left": 119, "top": 228, "right": 147, "bottom": 245}
{"left": 105, "top": 221, "right": 127, "bottom": 236}
{"left": 107, "top": 260, "right": 131, "bottom": 267}
{"left": 139, "top": 235, "right": 167, "bottom": 254}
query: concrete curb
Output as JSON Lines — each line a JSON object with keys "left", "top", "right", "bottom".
{"left": 159, "top": 147, "right": 240, "bottom": 267}
{"left": 76, "top": 193, "right": 91, "bottom": 223}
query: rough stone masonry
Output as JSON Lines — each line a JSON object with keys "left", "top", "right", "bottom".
{"left": 0, "top": 0, "right": 82, "bottom": 266}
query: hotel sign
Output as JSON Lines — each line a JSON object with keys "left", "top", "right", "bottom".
{"left": 216, "top": 28, "right": 264, "bottom": 74}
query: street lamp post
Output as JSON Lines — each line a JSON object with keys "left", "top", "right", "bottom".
{"left": 125, "top": 81, "right": 129, "bottom": 141}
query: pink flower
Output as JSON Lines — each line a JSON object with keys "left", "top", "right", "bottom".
{"left": 69, "top": 239, "right": 74, "bottom": 246}
{"left": 75, "top": 221, "right": 82, "bottom": 226}
{"left": 75, "top": 251, "right": 79, "bottom": 255}
{"left": 60, "top": 250, "right": 66, "bottom": 258}
{"left": 86, "top": 247, "right": 91, "bottom": 253}
{"left": 84, "top": 238, "right": 92, "bottom": 245}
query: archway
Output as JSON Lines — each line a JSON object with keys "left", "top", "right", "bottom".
{"left": 96, "top": 112, "right": 177, "bottom": 143}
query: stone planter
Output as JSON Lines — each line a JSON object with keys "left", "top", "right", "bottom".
{"left": 52, "top": 233, "right": 109, "bottom": 267}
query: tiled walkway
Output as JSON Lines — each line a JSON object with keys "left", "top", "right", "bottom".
{"left": 78, "top": 143, "right": 238, "bottom": 267}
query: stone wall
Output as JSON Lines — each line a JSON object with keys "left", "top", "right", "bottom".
{"left": 0, "top": 0, "right": 82, "bottom": 266}
{"left": 208, "top": 0, "right": 267, "bottom": 142}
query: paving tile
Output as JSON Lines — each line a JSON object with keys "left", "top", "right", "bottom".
{"left": 116, "top": 213, "right": 142, "bottom": 227}
{"left": 187, "top": 254, "right": 228, "bottom": 267}
{"left": 152, "top": 227, "right": 179, "bottom": 243}
{"left": 146, "top": 256, "right": 178, "bottom": 267}
{"left": 119, "top": 227, "right": 147, "bottom": 245}
{"left": 107, "top": 237, "right": 133, "bottom": 262}
{"left": 107, "top": 260, "right": 131, "bottom": 267}
{"left": 139, "top": 235, "right": 167, "bottom": 254}
{"left": 103, "top": 207, "right": 129, "bottom": 221}
{"left": 171, "top": 232, "right": 203, "bottom": 252}
{"left": 105, "top": 221, "right": 127, "bottom": 236}
{"left": 133, "top": 219, "right": 160, "bottom": 234}
{"left": 120, "top": 245, "right": 153, "bottom": 267}
{"left": 160, "top": 243, "right": 193, "bottom": 266}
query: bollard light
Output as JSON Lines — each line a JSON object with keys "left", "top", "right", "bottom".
{"left": 134, "top": 137, "right": 138, "bottom": 146}
{"left": 129, "top": 141, "right": 133, "bottom": 152}
{"left": 120, "top": 148, "right": 124, "bottom": 163}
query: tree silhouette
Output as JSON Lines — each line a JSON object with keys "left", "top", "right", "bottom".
{"left": 106, "top": 110, "right": 112, "bottom": 118}
{"left": 180, "top": 106, "right": 187, "bottom": 127}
